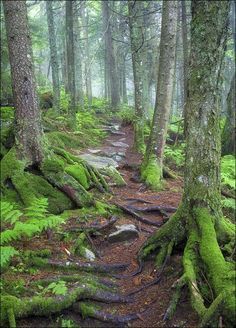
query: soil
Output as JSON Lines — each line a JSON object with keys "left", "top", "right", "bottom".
{"left": 15, "top": 120, "right": 198, "bottom": 328}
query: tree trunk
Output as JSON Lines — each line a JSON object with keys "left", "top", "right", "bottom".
{"left": 46, "top": 1, "right": 60, "bottom": 113}
{"left": 81, "top": 3, "right": 92, "bottom": 106}
{"left": 221, "top": 73, "right": 235, "bottom": 155}
{"left": 141, "top": 1, "right": 178, "bottom": 189}
{"left": 3, "top": 0, "right": 43, "bottom": 164}
{"left": 181, "top": 0, "right": 189, "bottom": 135}
{"left": 73, "top": 1, "right": 84, "bottom": 109}
{"left": 139, "top": 2, "right": 235, "bottom": 325}
{"left": 65, "top": 0, "right": 76, "bottom": 126}
{"left": 102, "top": 1, "right": 120, "bottom": 109}
{"left": 128, "top": 0, "right": 145, "bottom": 153}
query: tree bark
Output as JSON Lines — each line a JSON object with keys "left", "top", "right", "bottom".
{"left": 102, "top": 1, "right": 120, "bottom": 109}
{"left": 128, "top": 0, "right": 145, "bottom": 153}
{"left": 181, "top": 0, "right": 189, "bottom": 135}
{"left": 73, "top": 1, "right": 84, "bottom": 108}
{"left": 65, "top": 0, "right": 77, "bottom": 126}
{"left": 3, "top": 0, "right": 43, "bottom": 164}
{"left": 81, "top": 3, "right": 92, "bottom": 106}
{"left": 141, "top": 1, "right": 178, "bottom": 189}
{"left": 46, "top": 1, "right": 60, "bottom": 113}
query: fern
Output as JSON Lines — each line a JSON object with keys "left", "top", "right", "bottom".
{"left": 164, "top": 144, "right": 185, "bottom": 167}
{"left": 43, "top": 280, "right": 68, "bottom": 296}
{"left": 0, "top": 198, "right": 64, "bottom": 269}
{"left": 221, "top": 198, "right": 236, "bottom": 210}
{"left": 1, "top": 201, "right": 22, "bottom": 224}
{"left": 221, "top": 155, "right": 235, "bottom": 190}
{"left": 1, "top": 246, "right": 19, "bottom": 269}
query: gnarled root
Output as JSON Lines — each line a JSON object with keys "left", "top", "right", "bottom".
{"left": 74, "top": 301, "right": 141, "bottom": 324}
{"left": 137, "top": 206, "right": 236, "bottom": 326}
{"left": 28, "top": 257, "right": 129, "bottom": 274}
{"left": 0, "top": 281, "right": 132, "bottom": 327}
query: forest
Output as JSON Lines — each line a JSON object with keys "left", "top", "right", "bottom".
{"left": 0, "top": 0, "right": 235, "bottom": 327}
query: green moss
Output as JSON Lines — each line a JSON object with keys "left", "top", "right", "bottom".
{"left": 194, "top": 207, "right": 235, "bottom": 322}
{"left": 65, "top": 164, "right": 89, "bottom": 189}
{"left": 11, "top": 171, "right": 73, "bottom": 214}
{"left": 41, "top": 155, "right": 65, "bottom": 173}
{"left": 47, "top": 131, "right": 83, "bottom": 149}
{"left": 1, "top": 147, "right": 26, "bottom": 184}
{"left": 102, "top": 167, "right": 126, "bottom": 187}
{"left": 141, "top": 156, "right": 163, "bottom": 191}
{"left": 78, "top": 302, "right": 97, "bottom": 319}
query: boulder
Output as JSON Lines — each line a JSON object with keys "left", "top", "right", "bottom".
{"left": 108, "top": 224, "right": 139, "bottom": 243}
{"left": 79, "top": 153, "right": 118, "bottom": 169}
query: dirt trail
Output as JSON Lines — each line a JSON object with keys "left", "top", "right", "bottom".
{"left": 16, "top": 120, "right": 198, "bottom": 328}
{"left": 83, "top": 121, "right": 198, "bottom": 328}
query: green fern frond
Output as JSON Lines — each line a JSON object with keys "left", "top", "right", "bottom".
{"left": 0, "top": 201, "right": 22, "bottom": 224}
{"left": 0, "top": 246, "right": 19, "bottom": 269}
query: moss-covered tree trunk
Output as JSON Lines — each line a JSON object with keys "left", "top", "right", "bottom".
{"left": 128, "top": 0, "right": 145, "bottom": 154}
{"left": 139, "top": 1, "right": 235, "bottom": 326}
{"left": 46, "top": 1, "right": 60, "bottom": 113}
{"left": 3, "top": 0, "right": 43, "bottom": 165}
{"left": 141, "top": 1, "right": 178, "bottom": 189}
{"left": 221, "top": 73, "right": 235, "bottom": 155}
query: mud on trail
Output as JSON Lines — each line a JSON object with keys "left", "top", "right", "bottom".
{"left": 17, "top": 120, "right": 198, "bottom": 328}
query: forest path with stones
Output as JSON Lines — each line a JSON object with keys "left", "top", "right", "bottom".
{"left": 76, "top": 120, "right": 198, "bottom": 328}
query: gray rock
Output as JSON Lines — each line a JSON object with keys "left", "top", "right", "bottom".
{"left": 88, "top": 149, "right": 102, "bottom": 154}
{"left": 108, "top": 224, "right": 139, "bottom": 243}
{"left": 84, "top": 248, "right": 96, "bottom": 261}
{"left": 79, "top": 153, "right": 118, "bottom": 169}
{"left": 111, "top": 141, "right": 129, "bottom": 148}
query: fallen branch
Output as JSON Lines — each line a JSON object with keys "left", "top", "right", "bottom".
{"left": 221, "top": 189, "right": 236, "bottom": 199}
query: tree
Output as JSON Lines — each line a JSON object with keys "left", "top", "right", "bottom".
{"left": 102, "top": 1, "right": 120, "bottom": 109}
{"left": 3, "top": 0, "right": 43, "bottom": 164}
{"left": 139, "top": 1, "right": 235, "bottom": 325}
{"left": 81, "top": 2, "right": 92, "bottom": 106}
{"left": 46, "top": 1, "right": 60, "bottom": 112}
{"left": 65, "top": 0, "right": 76, "bottom": 126}
{"left": 221, "top": 73, "right": 235, "bottom": 155}
{"left": 74, "top": 1, "right": 84, "bottom": 108}
{"left": 181, "top": 0, "right": 188, "bottom": 132}
{"left": 128, "top": 0, "right": 145, "bottom": 153}
{"left": 141, "top": 0, "right": 178, "bottom": 189}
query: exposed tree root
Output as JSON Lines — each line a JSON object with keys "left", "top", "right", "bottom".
{"left": 74, "top": 301, "right": 141, "bottom": 324}
{"left": 114, "top": 202, "right": 163, "bottom": 227}
{"left": 163, "top": 275, "right": 186, "bottom": 321}
{"left": 127, "top": 205, "right": 177, "bottom": 213}
{"left": 0, "top": 282, "right": 132, "bottom": 327}
{"left": 28, "top": 257, "right": 129, "bottom": 274}
{"left": 67, "top": 215, "right": 118, "bottom": 233}
{"left": 137, "top": 206, "right": 236, "bottom": 326}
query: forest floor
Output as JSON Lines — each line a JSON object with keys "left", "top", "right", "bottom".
{"left": 17, "top": 119, "right": 199, "bottom": 328}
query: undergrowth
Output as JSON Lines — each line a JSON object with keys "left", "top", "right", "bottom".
{"left": 0, "top": 198, "right": 64, "bottom": 270}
